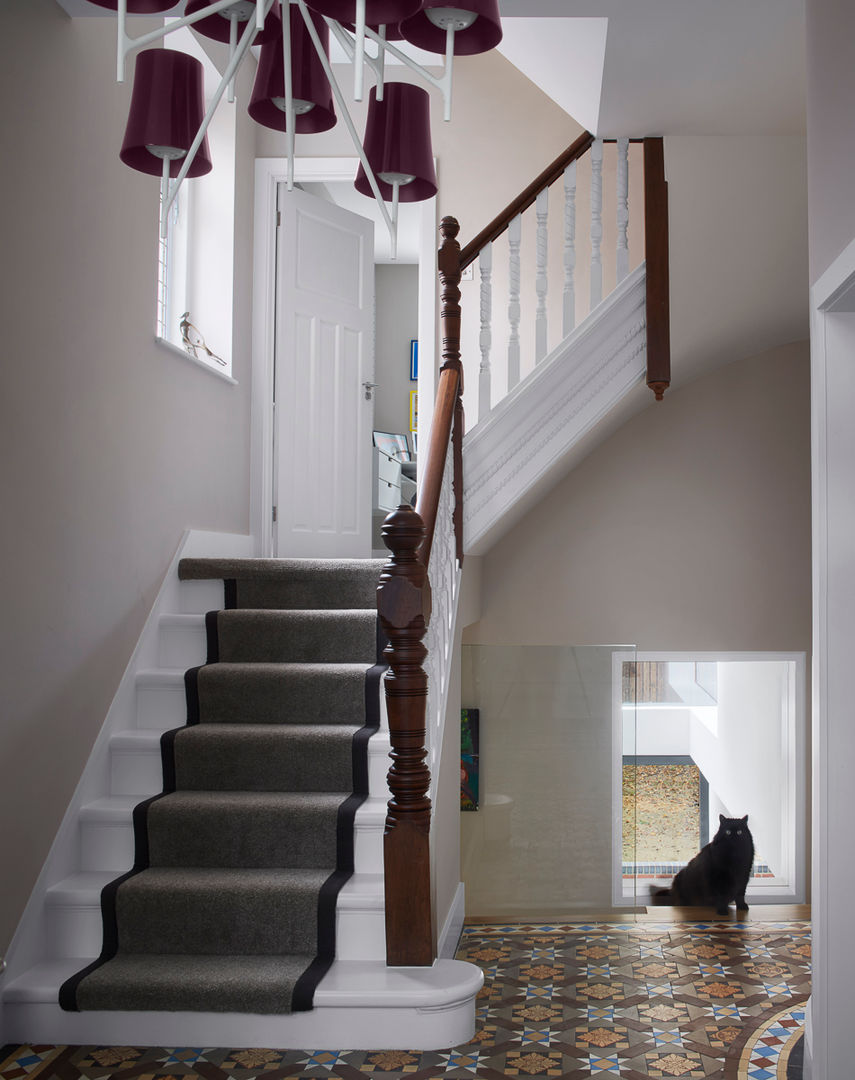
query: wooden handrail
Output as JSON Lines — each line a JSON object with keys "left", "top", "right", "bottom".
{"left": 459, "top": 131, "right": 595, "bottom": 270}
{"left": 376, "top": 217, "right": 464, "bottom": 967}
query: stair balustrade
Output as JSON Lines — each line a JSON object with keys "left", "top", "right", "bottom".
{"left": 377, "top": 219, "right": 464, "bottom": 968}
{"left": 460, "top": 133, "right": 671, "bottom": 423}
{"left": 376, "top": 138, "right": 670, "bottom": 964}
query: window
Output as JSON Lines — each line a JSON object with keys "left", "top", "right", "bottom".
{"left": 155, "top": 25, "right": 235, "bottom": 379}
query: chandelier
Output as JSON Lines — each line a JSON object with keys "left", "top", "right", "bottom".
{"left": 94, "top": 0, "right": 503, "bottom": 258}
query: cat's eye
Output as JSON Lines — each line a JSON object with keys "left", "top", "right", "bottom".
{"left": 726, "top": 830, "right": 731, "bottom": 835}
{"left": 737, "top": 829, "right": 742, "bottom": 835}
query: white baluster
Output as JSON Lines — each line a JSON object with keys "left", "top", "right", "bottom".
{"left": 508, "top": 214, "right": 522, "bottom": 390}
{"left": 590, "top": 138, "right": 603, "bottom": 309}
{"left": 563, "top": 161, "right": 577, "bottom": 337}
{"left": 616, "top": 136, "right": 629, "bottom": 283}
{"left": 478, "top": 243, "right": 493, "bottom": 422}
{"left": 535, "top": 187, "right": 549, "bottom": 363}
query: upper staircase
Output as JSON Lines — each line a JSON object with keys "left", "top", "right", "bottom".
{"left": 455, "top": 134, "right": 670, "bottom": 553}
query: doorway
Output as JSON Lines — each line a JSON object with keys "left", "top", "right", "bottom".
{"left": 615, "top": 651, "right": 807, "bottom": 908}
{"left": 251, "top": 157, "right": 437, "bottom": 556}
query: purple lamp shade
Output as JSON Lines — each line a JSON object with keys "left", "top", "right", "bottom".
{"left": 305, "top": 0, "right": 423, "bottom": 27}
{"left": 354, "top": 83, "right": 437, "bottom": 203}
{"left": 86, "top": 0, "right": 177, "bottom": 11}
{"left": 184, "top": 0, "right": 279, "bottom": 46}
{"left": 248, "top": 6, "right": 336, "bottom": 134}
{"left": 400, "top": 0, "right": 502, "bottom": 55}
{"left": 120, "top": 50, "right": 212, "bottom": 177}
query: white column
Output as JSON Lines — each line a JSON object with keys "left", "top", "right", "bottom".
{"left": 563, "top": 161, "right": 577, "bottom": 337}
{"left": 478, "top": 243, "right": 493, "bottom": 422}
{"left": 535, "top": 187, "right": 549, "bottom": 363}
{"left": 507, "top": 214, "right": 522, "bottom": 390}
{"left": 616, "top": 136, "right": 630, "bottom": 283}
{"left": 590, "top": 138, "right": 603, "bottom": 309}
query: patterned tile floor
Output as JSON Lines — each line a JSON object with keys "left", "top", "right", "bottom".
{"left": 0, "top": 920, "right": 810, "bottom": 1079}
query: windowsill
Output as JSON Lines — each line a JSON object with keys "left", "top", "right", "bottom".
{"left": 156, "top": 336, "right": 238, "bottom": 385}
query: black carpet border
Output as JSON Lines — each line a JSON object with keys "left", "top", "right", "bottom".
{"left": 60, "top": 599, "right": 390, "bottom": 1016}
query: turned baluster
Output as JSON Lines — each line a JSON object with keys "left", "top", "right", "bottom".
{"left": 563, "top": 160, "right": 577, "bottom": 336}
{"left": 535, "top": 186, "right": 549, "bottom": 363}
{"left": 590, "top": 138, "right": 603, "bottom": 309}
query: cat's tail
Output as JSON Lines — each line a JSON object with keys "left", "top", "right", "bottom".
{"left": 650, "top": 886, "right": 672, "bottom": 906}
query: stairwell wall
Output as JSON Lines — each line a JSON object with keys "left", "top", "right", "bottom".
{"left": 463, "top": 341, "right": 811, "bottom": 653}
{"left": 0, "top": 2, "right": 254, "bottom": 953}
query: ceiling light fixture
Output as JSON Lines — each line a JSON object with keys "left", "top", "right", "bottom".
{"left": 91, "top": 0, "right": 503, "bottom": 256}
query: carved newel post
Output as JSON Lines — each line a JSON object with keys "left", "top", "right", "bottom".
{"left": 377, "top": 503, "right": 435, "bottom": 966}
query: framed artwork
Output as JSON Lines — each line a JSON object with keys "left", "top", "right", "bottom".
{"left": 410, "top": 339, "right": 418, "bottom": 381}
{"left": 461, "top": 708, "right": 480, "bottom": 811}
{"left": 409, "top": 389, "right": 418, "bottom": 433}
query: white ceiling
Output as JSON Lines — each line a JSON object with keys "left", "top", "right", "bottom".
{"left": 497, "top": 0, "right": 806, "bottom": 137}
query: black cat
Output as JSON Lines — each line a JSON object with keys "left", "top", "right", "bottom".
{"left": 652, "top": 814, "right": 754, "bottom": 916}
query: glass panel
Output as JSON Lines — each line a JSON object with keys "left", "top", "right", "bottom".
{"left": 460, "top": 645, "right": 637, "bottom": 921}
{"left": 620, "top": 656, "right": 801, "bottom": 907}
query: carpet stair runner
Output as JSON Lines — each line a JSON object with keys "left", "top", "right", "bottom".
{"left": 58, "top": 558, "right": 387, "bottom": 1016}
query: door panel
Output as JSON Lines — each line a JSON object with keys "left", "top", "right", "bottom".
{"left": 274, "top": 187, "right": 374, "bottom": 557}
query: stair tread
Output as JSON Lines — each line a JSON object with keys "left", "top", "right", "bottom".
{"left": 3, "top": 958, "right": 482, "bottom": 1010}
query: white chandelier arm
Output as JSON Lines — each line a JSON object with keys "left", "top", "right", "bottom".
{"left": 280, "top": 0, "right": 296, "bottom": 191}
{"left": 159, "top": 0, "right": 273, "bottom": 236}
{"left": 116, "top": 0, "right": 254, "bottom": 81}
{"left": 295, "top": 0, "right": 396, "bottom": 255}
{"left": 354, "top": 0, "right": 366, "bottom": 101}
{"left": 359, "top": 22, "right": 456, "bottom": 122}
{"left": 228, "top": 14, "right": 238, "bottom": 102}
{"left": 325, "top": 17, "right": 386, "bottom": 96}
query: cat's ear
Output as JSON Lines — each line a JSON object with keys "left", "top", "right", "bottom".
{"left": 719, "top": 814, "right": 726, "bottom": 824}
{"left": 741, "top": 815, "right": 748, "bottom": 823}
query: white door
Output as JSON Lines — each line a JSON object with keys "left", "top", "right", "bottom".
{"left": 274, "top": 186, "right": 375, "bottom": 557}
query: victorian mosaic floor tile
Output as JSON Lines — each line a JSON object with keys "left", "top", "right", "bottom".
{"left": 0, "top": 920, "right": 809, "bottom": 1080}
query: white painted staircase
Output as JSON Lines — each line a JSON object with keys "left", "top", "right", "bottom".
{"left": 0, "top": 530, "right": 479, "bottom": 1049}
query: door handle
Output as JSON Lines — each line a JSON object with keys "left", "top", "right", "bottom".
{"left": 362, "top": 381, "right": 379, "bottom": 400}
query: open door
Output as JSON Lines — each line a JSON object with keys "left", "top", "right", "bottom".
{"left": 273, "top": 185, "right": 375, "bottom": 557}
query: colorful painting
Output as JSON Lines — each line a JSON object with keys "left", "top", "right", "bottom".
{"left": 409, "top": 389, "right": 418, "bottom": 433}
{"left": 461, "top": 708, "right": 480, "bottom": 811}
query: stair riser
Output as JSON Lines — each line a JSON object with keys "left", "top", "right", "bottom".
{"left": 44, "top": 896, "right": 386, "bottom": 962}
{"left": 79, "top": 820, "right": 135, "bottom": 874}
{"left": 108, "top": 739, "right": 389, "bottom": 799}
{"left": 79, "top": 815, "right": 383, "bottom": 875}
{"left": 110, "top": 748, "right": 164, "bottom": 797}
{"left": 157, "top": 622, "right": 206, "bottom": 669}
{"left": 135, "top": 683, "right": 187, "bottom": 732}
{"left": 179, "top": 579, "right": 223, "bottom": 615}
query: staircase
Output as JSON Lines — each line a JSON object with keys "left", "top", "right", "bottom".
{"left": 0, "top": 536, "right": 480, "bottom": 1049}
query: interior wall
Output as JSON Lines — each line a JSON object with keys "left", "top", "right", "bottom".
{"left": 464, "top": 340, "right": 811, "bottom": 654}
{"left": 0, "top": 2, "right": 253, "bottom": 953}
{"left": 805, "top": 3, "right": 855, "bottom": 1074}
{"left": 806, "top": 0, "right": 855, "bottom": 281}
{"left": 374, "top": 265, "right": 419, "bottom": 444}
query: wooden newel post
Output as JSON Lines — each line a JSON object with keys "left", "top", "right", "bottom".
{"left": 377, "top": 503, "right": 435, "bottom": 967}
{"left": 643, "top": 137, "right": 671, "bottom": 401}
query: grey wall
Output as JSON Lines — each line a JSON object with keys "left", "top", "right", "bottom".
{"left": 0, "top": 2, "right": 253, "bottom": 951}
{"left": 465, "top": 341, "right": 811, "bottom": 654}
{"left": 806, "top": 0, "right": 855, "bottom": 281}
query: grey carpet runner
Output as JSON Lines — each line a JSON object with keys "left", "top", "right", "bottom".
{"left": 59, "top": 558, "right": 386, "bottom": 1015}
